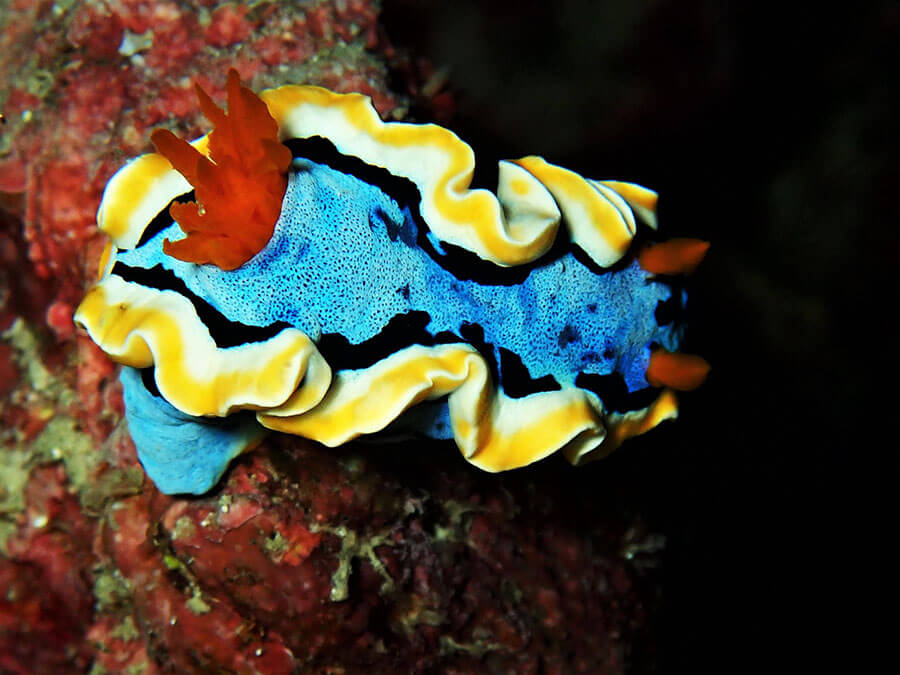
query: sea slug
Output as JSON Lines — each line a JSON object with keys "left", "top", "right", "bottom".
{"left": 75, "top": 71, "right": 708, "bottom": 494}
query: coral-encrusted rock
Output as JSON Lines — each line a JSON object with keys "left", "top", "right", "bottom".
{"left": 87, "top": 440, "right": 658, "bottom": 673}
{"left": 0, "top": 466, "right": 95, "bottom": 672}
{"left": 1, "top": 1, "right": 660, "bottom": 672}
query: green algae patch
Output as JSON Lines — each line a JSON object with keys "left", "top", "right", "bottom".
{"left": 110, "top": 615, "right": 140, "bottom": 642}
{"left": 0, "top": 447, "right": 30, "bottom": 553}
{"left": 186, "top": 591, "right": 211, "bottom": 615}
{"left": 264, "top": 529, "right": 288, "bottom": 559}
{"left": 93, "top": 565, "right": 133, "bottom": 614}
{"left": 312, "top": 523, "right": 396, "bottom": 602}
{"left": 439, "top": 635, "right": 506, "bottom": 659}
{"left": 2, "top": 319, "right": 61, "bottom": 398}
{"left": 170, "top": 516, "right": 196, "bottom": 542}
{"left": 81, "top": 468, "right": 144, "bottom": 516}
{"left": 30, "top": 416, "right": 98, "bottom": 491}
{"left": 0, "top": 416, "right": 95, "bottom": 552}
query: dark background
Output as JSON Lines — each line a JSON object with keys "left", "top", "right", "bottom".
{"left": 382, "top": 0, "right": 892, "bottom": 671}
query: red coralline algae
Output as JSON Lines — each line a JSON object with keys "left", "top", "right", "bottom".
{"left": 0, "top": 344, "right": 17, "bottom": 397}
{"left": 0, "top": 1, "right": 661, "bottom": 672}
{"left": 104, "top": 492, "right": 298, "bottom": 673}
{"left": 86, "top": 615, "right": 161, "bottom": 675}
{"left": 0, "top": 560, "right": 88, "bottom": 672}
{"left": 1, "top": 466, "right": 95, "bottom": 672}
{"left": 65, "top": 4, "right": 124, "bottom": 60}
{"left": 206, "top": 3, "right": 253, "bottom": 48}
{"left": 45, "top": 299, "right": 74, "bottom": 341}
{"left": 75, "top": 334, "right": 118, "bottom": 439}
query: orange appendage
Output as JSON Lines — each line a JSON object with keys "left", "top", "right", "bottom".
{"left": 646, "top": 349, "right": 710, "bottom": 391}
{"left": 151, "top": 69, "right": 292, "bottom": 270}
{"left": 639, "top": 238, "right": 710, "bottom": 276}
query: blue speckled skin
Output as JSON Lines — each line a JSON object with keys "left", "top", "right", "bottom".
{"left": 120, "top": 367, "right": 266, "bottom": 494}
{"left": 118, "top": 157, "right": 683, "bottom": 493}
{"left": 120, "top": 158, "right": 680, "bottom": 391}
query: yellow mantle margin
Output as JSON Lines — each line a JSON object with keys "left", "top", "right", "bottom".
{"left": 98, "top": 84, "right": 656, "bottom": 267}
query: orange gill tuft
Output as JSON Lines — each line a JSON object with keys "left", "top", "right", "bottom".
{"left": 638, "top": 238, "right": 710, "bottom": 276}
{"left": 646, "top": 349, "right": 710, "bottom": 391}
{"left": 151, "top": 69, "right": 292, "bottom": 270}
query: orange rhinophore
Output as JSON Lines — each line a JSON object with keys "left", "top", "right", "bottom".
{"left": 151, "top": 69, "right": 293, "bottom": 270}
{"left": 638, "top": 238, "right": 710, "bottom": 275}
{"left": 646, "top": 349, "right": 710, "bottom": 391}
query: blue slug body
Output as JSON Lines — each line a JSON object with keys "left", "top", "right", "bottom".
{"left": 117, "top": 158, "right": 684, "bottom": 493}
{"left": 120, "top": 367, "right": 266, "bottom": 494}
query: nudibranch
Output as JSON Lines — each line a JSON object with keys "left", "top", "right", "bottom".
{"left": 75, "top": 70, "right": 708, "bottom": 495}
